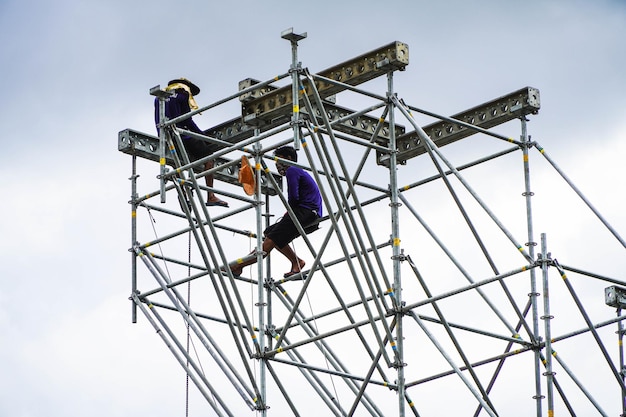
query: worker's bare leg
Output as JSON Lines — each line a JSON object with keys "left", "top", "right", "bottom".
{"left": 230, "top": 238, "right": 277, "bottom": 276}
{"left": 204, "top": 160, "right": 227, "bottom": 206}
{"left": 277, "top": 243, "right": 305, "bottom": 275}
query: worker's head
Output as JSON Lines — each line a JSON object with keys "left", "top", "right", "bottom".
{"left": 274, "top": 146, "right": 297, "bottom": 175}
{"left": 167, "top": 78, "right": 201, "bottom": 96}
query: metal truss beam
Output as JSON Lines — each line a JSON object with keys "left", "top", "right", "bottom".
{"left": 241, "top": 41, "right": 409, "bottom": 123}
{"left": 185, "top": 43, "right": 409, "bottom": 154}
{"left": 118, "top": 129, "right": 282, "bottom": 195}
{"left": 206, "top": 100, "right": 405, "bottom": 145}
{"left": 378, "top": 86, "right": 540, "bottom": 165}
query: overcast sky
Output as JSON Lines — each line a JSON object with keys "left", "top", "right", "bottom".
{"left": 1, "top": 0, "right": 625, "bottom": 416}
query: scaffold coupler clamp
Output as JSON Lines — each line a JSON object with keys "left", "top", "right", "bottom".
{"left": 392, "top": 249, "right": 407, "bottom": 262}
{"left": 263, "top": 276, "right": 275, "bottom": 290}
{"left": 392, "top": 358, "right": 407, "bottom": 370}
{"left": 535, "top": 251, "right": 553, "bottom": 268}
{"left": 254, "top": 401, "right": 269, "bottom": 412}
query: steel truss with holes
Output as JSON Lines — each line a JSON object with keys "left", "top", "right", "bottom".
{"left": 119, "top": 29, "right": 626, "bottom": 417}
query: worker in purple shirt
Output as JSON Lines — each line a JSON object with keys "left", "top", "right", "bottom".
{"left": 227, "top": 146, "right": 322, "bottom": 278}
{"left": 154, "top": 78, "right": 228, "bottom": 207}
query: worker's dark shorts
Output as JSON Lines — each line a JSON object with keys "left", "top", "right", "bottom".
{"left": 264, "top": 206, "right": 320, "bottom": 249}
{"left": 182, "top": 136, "right": 218, "bottom": 160}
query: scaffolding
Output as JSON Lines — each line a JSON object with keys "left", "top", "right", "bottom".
{"left": 119, "top": 29, "right": 626, "bottom": 416}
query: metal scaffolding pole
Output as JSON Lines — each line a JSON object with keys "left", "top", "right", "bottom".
{"left": 252, "top": 138, "right": 268, "bottom": 416}
{"left": 130, "top": 154, "right": 138, "bottom": 324}
{"left": 617, "top": 307, "right": 626, "bottom": 416}
{"left": 533, "top": 141, "right": 626, "bottom": 249}
{"left": 300, "top": 73, "right": 397, "bottom": 364}
{"left": 282, "top": 28, "right": 306, "bottom": 149}
{"left": 121, "top": 32, "right": 626, "bottom": 416}
{"left": 132, "top": 294, "right": 233, "bottom": 417}
{"left": 540, "top": 233, "right": 555, "bottom": 416}
{"left": 520, "top": 116, "right": 544, "bottom": 416}
{"left": 385, "top": 70, "right": 406, "bottom": 417}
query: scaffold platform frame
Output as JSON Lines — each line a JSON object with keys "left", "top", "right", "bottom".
{"left": 119, "top": 29, "right": 626, "bottom": 417}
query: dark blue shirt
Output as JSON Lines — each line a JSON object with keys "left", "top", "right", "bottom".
{"left": 285, "top": 166, "right": 323, "bottom": 216}
{"left": 154, "top": 89, "right": 202, "bottom": 137}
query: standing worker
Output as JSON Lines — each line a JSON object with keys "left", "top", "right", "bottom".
{"left": 154, "top": 78, "right": 228, "bottom": 207}
{"left": 227, "top": 146, "right": 322, "bottom": 278}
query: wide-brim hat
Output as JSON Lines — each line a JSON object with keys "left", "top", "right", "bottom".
{"left": 238, "top": 155, "right": 256, "bottom": 196}
{"left": 168, "top": 78, "right": 200, "bottom": 95}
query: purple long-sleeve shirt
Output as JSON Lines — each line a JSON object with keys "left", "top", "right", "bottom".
{"left": 154, "top": 90, "right": 202, "bottom": 137}
{"left": 284, "top": 165, "right": 323, "bottom": 216}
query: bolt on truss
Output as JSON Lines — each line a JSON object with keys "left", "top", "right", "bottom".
{"left": 119, "top": 30, "right": 626, "bottom": 416}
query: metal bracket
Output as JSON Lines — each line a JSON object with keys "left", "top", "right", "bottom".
{"left": 378, "top": 86, "right": 541, "bottom": 166}
{"left": 149, "top": 85, "right": 173, "bottom": 99}
{"left": 118, "top": 129, "right": 283, "bottom": 195}
{"left": 281, "top": 27, "right": 307, "bottom": 43}
{"left": 242, "top": 41, "right": 409, "bottom": 123}
{"left": 605, "top": 286, "right": 626, "bottom": 309}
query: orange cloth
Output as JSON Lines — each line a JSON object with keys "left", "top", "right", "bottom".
{"left": 238, "top": 155, "right": 256, "bottom": 196}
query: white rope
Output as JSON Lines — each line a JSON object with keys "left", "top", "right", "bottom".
{"left": 289, "top": 240, "right": 341, "bottom": 407}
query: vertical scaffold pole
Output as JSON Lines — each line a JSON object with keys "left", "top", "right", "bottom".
{"left": 265, "top": 190, "right": 273, "bottom": 352}
{"left": 281, "top": 28, "right": 307, "bottom": 150}
{"left": 540, "top": 233, "right": 555, "bottom": 416}
{"left": 253, "top": 138, "right": 267, "bottom": 416}
{"left": 521, "top": 116, "right": 543, "bottom": 416}
{"left": 130, "top": 154, "right": 138, "bottom": 323}
{"left": 618, "top": 306, "right": 626, "bottom": 416}
{"left": 387, "top": 71, "right": 405, "bottom": 417}
{"left": 157, "top": 94, "right": 168, "bottom": 203}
